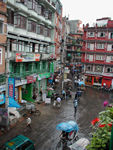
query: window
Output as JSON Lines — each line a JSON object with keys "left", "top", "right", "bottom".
{"left": 7, "top": 9, "right": 14, "bottom": 24}
{"left": 97, "top": 32, "right": 105, "bottom": 37}
{"left": 37, "top": 4, "right": 41, "bottom": 15}
{"left": 87, "top": 32, "right": 94, "bottom": 37}
{"left": 109, "top": 32, "right": 113, "bottom": 39}
{"left": 96, "top": 55, "right": 104, "bottom": 61}
{"left": 105, "top": 67, "right": 113, "bottom": 73}
{"left": 87, "top": 43, "right": 94, "bottom": 50}
{"left": 28, "top": 20, "right": 36, "bottom": 33}
{"left": 106, "top": 56, "right": 111, "bottom": 62}
{"left": 86, "top": 65, "right": 93, "bottom": 71}
{"left": 107, "top": 44, "right": 113, "bottom": 51}
{"left": 14, "top": 15, "right": 27, "bottom": 29}
{"left": 0, "top": 48, "right": 2, "bottom": 64}
{"left": 0, "top": 21, "right": 3, "bottom": 33}
{"left": 96, "top": 43, "right": 104, "bottom": 49}
{"left": 95, "top": 65, "right": 103, "bottom": 72}
{"left": 20, "top": 141, "right": 33, "bottom": 150}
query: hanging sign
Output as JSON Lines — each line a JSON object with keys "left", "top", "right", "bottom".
{"left": 8, "top": 78, "right": 15, "bottom": 99}
{"left": 16, "top": 53, "right": 40, "bottom": 62}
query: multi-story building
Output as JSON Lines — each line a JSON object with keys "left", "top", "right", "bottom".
{"left": 54, "top": 0, "right": 62, "bottom": 66}
{"left": 1, "top": 0, "right": 57, "bottom": 103}
{"left": 81, "top": 17, "right": 113, "bottom": 88}
{"left": 65, "top": 20, "right": 83, "bottom": 72}
{"left": 0, "top": 0, "right": 7, "bottom": 106}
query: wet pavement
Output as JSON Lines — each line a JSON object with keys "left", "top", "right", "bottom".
{"left": 0, "top": 87, "right": 113, "bottom": 150}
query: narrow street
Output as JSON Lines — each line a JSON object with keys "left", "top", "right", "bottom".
{"left": 0, "top": 87, "right": 112, "bottom": 150}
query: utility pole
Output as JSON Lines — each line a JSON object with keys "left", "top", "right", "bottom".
{"left": 5, "top": 39, "right": 10, "bottom": 127}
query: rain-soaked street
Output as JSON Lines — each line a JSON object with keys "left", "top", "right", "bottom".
{"left": 0, "top": 87, "right": 113, "bottom": 150}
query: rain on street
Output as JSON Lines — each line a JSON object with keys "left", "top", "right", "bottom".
{"left": 0, "top": 87, "right": 112, "bottom": 150}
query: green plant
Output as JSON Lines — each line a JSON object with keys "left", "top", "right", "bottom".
{"left": 86, "top": 105, "right": 113, "bottom": 150}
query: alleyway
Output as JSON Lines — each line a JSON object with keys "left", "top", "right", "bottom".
{"left": 0, "top": 86, "right": 112, "bottom": 150}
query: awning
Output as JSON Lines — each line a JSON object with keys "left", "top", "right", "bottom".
{"left": 37, "top": 72, "right": 51, "bottom": 81}
{"left": 8, "top": 97, "right": 21, "bottom": 108}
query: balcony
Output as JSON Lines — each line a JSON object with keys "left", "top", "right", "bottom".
{"left": 6, "top": 52, "right": 41, "bottom": 62}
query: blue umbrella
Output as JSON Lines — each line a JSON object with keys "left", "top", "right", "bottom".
{"left": 78, "top": 81, "right": 85, "bottom": 86}
{"left": 56, "top": 122, "right": 74, "bottom": 132}
{"left": 67, "top": 121, "right": 79, "bottom": 132}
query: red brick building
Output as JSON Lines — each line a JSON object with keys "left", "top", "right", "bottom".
{"left": 81, "top": 17, "right": 113, "bottom": 88}
{"left": 0, "top": 1, "right": 7, "bottom": 75}
{"left": 54, "top": 0, "right": 62, "bottom": 60}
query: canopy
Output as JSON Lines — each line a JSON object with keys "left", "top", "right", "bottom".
{"left": 56, "top": 122, "right": 74, "bottom": 132}
{"left": 67, "top": 121, "right": 79, "bottom": 132}
{"left": 78, "top": 81, "right": 85, "bottom": 86}
{"left": 56, "top": 121, "right": 79, "bottom": 132}
{"left": 8, "top": 97, "right": 21, "bottom": 108}
{"left": 68, "top": 138, "right": 89, "bottom": 150}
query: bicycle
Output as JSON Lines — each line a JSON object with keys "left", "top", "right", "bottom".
{"left": 56, "top": 132, "right": 78, "bottom": 150}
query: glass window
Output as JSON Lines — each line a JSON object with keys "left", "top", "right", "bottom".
{"left": 28, "top": 20, "right": 36, "bottom": 33}
{"left": 7, "top": 9, "right": 14, "bottom": 25}
{"left": 96, "top": 43, "right": 104, "bottom": 49}
{"left": 14, "top": 15, "right": 27, "bottom": 29}
{"left": 37, "top": 24, "right": 41, "bottom": 34}
{"left": 0, "top": 21, "right": 3, "bottom": 33}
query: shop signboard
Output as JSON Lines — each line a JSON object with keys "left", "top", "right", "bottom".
{"left": 0, "top": 94, "right": 5, "bottom": 105}
{"left": 27, "top": 76, "right": 36, "bottom": 84}
{"left": 0, "top": 108, "right": 8, "bottom": 127}
{"left": 16, "top": 53, "right": 40, "bottom": 62}
{"left": 37, "top": 73, "right": 50, "bottom": 81}
{"left": 8, "top": 78, "right": 15, "bottom": 99}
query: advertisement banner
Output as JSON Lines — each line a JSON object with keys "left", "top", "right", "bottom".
{"left": 16, "top": 53, "right": 40, "bottom": 62}
{"left": 27, "top": 76, "right": 36, "bottom": 84}
{"left": 8, "top": 78, "right": 15, "bottom": 99}
{"left": 0, "top": 94, "right": 5, "bottom": 105}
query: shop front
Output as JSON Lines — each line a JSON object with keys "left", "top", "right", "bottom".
{"left": 85, "top": 75, "right": 93, "bottom": 85}
{"left": 37, "top": 73, "right": 51, "bottom": 101}
{"left": 22, "top": 75, "right": 37, "bottom": 102}
{"left": 102, "top": 76, "right": 112, "bottom": 88}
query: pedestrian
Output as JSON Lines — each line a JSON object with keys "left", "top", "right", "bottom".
{"left": 56, "top": 96, "right": 61, "bottom": 107}
{"left": 73, "top": 99, "right": 78, "bottom": 117}
{"left": 26, "top": 117, "right": 32, "bottom": 129}
{"left": 62, "top": 89, "right": 66, "bottom": 100}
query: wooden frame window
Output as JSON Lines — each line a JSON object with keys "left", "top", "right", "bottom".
{"left": 15, "top": 15, "right": 27, "bottom": 29}
{"left": 28, "top": 20, "right": 36, "bottom": 33}
{"left": 7, "top": 9, "right": 14, "bottom": 25}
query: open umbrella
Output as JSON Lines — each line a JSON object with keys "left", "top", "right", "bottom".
{"left": 67, "top": 120, "right": 79, "bottom": 132}
{"left": 78, "top": 81, "right": 85, "bottom": 86}
{"left": 56, "top": 122, "right": 74, "bottom": 132}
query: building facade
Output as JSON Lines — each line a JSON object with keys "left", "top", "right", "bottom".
{"left": 65, "top": 20, "right": 83, "bottom": 72}
{"left": 54, "top": 0, "right": 62, "bottom": 69}
{"left": 0, "top": 0, "right": 7, "bottom": 107}
{"left": 81, "top": 17, "right": 113, "bottom": 88}
{"left": 0, "top": 1, "right": 7, "bottom": 79}
{"left": 0, "top": 0, "right": 58, "bottom": 104}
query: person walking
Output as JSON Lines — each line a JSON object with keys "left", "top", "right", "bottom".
{"left": 73, "top": 99, "right": 78, "bottom": 117}
{"left": 26, "top": 117, "right": 32, "bottom": 129}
